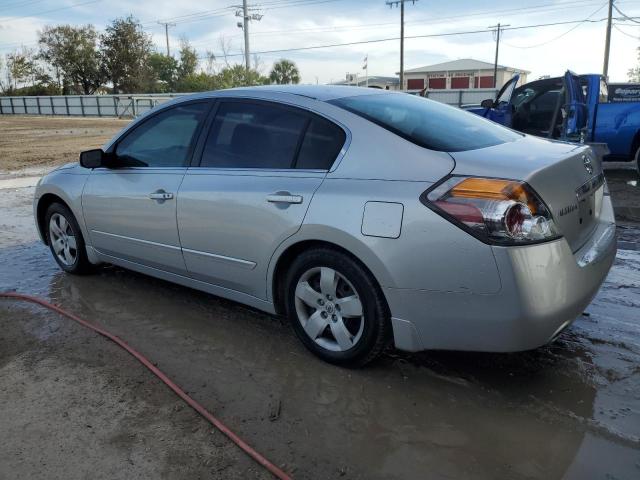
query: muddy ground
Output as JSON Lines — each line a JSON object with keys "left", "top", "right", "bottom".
{"left": 0, "top": 117, "right": 640, "bottom": 479}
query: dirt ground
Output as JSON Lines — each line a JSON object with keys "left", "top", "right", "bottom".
{"left": 0, "top": 116, "right": 130, "bottom": 171}
{"left": 1, "top": 116, "right": 640, "bottom": 479}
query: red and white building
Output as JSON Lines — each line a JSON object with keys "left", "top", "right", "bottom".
{"left": 402, "top": 58, "right": 529, "bottom": 92}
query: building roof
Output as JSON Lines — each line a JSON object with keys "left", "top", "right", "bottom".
{"left": 403, "top": 58, "right": 530, "bottom": 74}
{"left": 331, "top": 75, "right": 400, "bottom": 86}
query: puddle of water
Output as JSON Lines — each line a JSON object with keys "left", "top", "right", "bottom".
{"left": 0, "top": 176, "right": 40, "bottom": 190}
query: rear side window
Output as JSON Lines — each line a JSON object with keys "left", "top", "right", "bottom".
{"left": 115, "top": 102, "right": 208, "bottom": 167}
{"left": 201, "top": 101, "right": 308, "bottom": 169}
{"left": 329, "top": 93, "right": 521, "bottom": 152}
{"left": 296, "top": 117, "right": 345, "bottom": 170}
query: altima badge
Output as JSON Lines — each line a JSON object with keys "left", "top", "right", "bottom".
{"left": 582, "top": 154, "right": 594, "bottom": 174}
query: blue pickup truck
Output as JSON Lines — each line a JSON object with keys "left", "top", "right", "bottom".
{"left": 467, "top": 72, "right": 640, "bottom": 175}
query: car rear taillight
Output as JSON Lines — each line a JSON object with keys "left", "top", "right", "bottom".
{"left": 422, "top": 176, "right": 561, "bottom": 245}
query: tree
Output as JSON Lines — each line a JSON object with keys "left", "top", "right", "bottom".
{"left": 38, "top": 24, "right": 104, "bottom": 94}
{"left": 148, "top": 52, "right": 178, "bottom": 92}
{"left": 6, "top": 47, "right": 38, "bottom": 89}
{"left": 269, "top": 59, "right": 300, "bottom": 85}
{"left": 218, "top": 64, "right": 268, "bottom": 88}
{"left": 629, "top": 47, "right": 640, "bottom": 82}
{"left": 100, "top": 16, "right": 153, "bottom": 93}
{"left": 177, "top": 40, "right": 198, "bottom": 80}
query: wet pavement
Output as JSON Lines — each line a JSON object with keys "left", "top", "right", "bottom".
{"left": 1, "top": 173, "right": 639, "bottom": 479}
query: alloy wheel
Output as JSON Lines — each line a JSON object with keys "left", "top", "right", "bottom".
{"left": 294, "top": 266, "right": 364, "bottom": 352}
{"left": 49, "top": 213, "right": 78, "bottom": 266}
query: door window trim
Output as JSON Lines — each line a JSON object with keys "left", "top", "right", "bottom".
{"left": 104, "top": 99, "right": 215, "bottom": 169}
{"left": 191, "top": 97, "right": 349, "bottom": 172}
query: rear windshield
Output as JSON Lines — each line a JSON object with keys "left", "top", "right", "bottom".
{"left": 329, "top": 93, "right": 521, "bottom": 152}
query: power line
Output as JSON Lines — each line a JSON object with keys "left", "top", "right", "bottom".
{"left": 195, "top": 15, "right": 617, "bottom": 59}
{"left": 0, "top": 0, "right": 46, "bottom": 13}
{"left": 613, "top": 2, "right": 640, "bottom": 23}
{"left": 613, "top": 22, "right": 640, "bottom": 38}
{"left": 0, "top": 0, "right": 101, "bottom": 22}
{"left": 502, "top": 1, "right": 608, "bottom": 48}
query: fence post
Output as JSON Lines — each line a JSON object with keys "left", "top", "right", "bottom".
{"left": 96, "top": 96, "right": 101, "bottom": 117}
{"left": 80, "top": 96, "right": 85, "bottom": 116}
{"left": 0, "top": 98, "right": 3, "bottom": 115}
{"left": 458, "top": 90, "right": 463, "bottom": 107}
{"left": 10, "top": 97, "right": 15, "bottom": 114}
{"left": 113, "top": 96, "right": 118, "bottom": 117}
{"left": 22, "top": 96, "right": 27, "bottom": 114}
{"left": 64, "top": 95, "right": 69, "bottom": 115}
{"left": 50, "top": 96, "right": 54, "bottom": 115}
{"left": 36, "top": 96, "right": 41, "bottom": 114}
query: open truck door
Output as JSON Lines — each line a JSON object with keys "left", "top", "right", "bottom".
{"left": 478, "top": 74, "right": 520, "bottom": 127}
{"left": 559, "top": 70, "right": 588, "bottom": 142}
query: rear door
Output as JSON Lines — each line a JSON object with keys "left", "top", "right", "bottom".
{"left": 483, "top": 74, "right": 520, "bottom": 126}
{"left": 177, "top": 99, "right": 347, "bottom": 299}
{"left": 83, "top": 101, "right": 210, "bottom": 274}
{"left": 561, "top": 70, "right": 588, "bottom": 141}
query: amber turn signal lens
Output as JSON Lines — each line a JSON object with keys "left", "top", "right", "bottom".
{"left": 450, "top": 178, "right": 537, "bottom": 214}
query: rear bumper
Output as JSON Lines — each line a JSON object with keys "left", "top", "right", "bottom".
{"left": 386, "top": 196, "right": 617, "bottom": 353}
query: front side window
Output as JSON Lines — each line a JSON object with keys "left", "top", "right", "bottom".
{"left": 330, "top": 93, "right": 521, "bottom": 152}
{"left": 115, "top": 102, "right": 208, "bottom": 167}
{"left": 201, "top": 101, "right": 308, "bottom": 169}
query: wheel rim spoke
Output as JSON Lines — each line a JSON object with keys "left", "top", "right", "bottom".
{"left": 330, "top": 319, "right": 353, "bottom": 350}
{"left": 335, "top": 295, "right": 362, "bottom": 317}
{"left": 304, "top": 310, "right": 328, "bottom": 340}
{"left": 66, "top": 235, "right": 77, "bottom": 250}
{"left": 53, "top": 238, "right": 65, "bottom": 255}
{"left": 319, "top": 267, "right": 337, "bottom": 298}
{"left": 63, "top": 246, "right": 74, "bottom": 265}
{"left": 58, "top": 215, "right": 68, "bottom": 234}
{"left": 295, "top": 281, "right": 323, "bottom": 308}
{"left": 50, "top": 221, "right": 62, "bottom": 237}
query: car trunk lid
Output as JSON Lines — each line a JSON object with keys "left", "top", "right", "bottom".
{"left": 449, "top": 134, "right": 604, "bottom": 252}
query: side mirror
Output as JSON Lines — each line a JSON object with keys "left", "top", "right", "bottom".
{"left": 79, "top": 149, "right": 105, "bottom": 168}
{"left": 480, "top": 98, "right": 495, "bottom": 109}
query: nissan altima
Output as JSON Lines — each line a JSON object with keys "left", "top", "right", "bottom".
{"left": 34, "top": 86, "right": 617, "bottom": 366}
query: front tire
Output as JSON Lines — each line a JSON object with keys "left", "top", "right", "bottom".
{"left": 45, "top": 203, "right": 93, "bottom": 274}
{"left": 284, "top": 247, "right": 390, "bottom": 367}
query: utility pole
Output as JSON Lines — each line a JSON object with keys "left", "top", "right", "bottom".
{"left": 157, "top": 21, "right": 176, "bottom": 56}
{"left": 386, "top": 0, "right": 417, "bottom": 91}
{"left": 488, "top": 23, "right": 509, "bottom": 88}
{"left": 236, "top": 2, "right": 263, "bottom": 70}
{"left": 603, "top": 0, "right": 613, "bottom": 79}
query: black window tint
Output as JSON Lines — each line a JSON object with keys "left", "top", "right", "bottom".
{"left": 296, "top": 117, "right": 345, "bottom": 170}
{"left": 329, "top": 93, "right": 521, "bottom": 152}
{"left": 115, "top": 102, "right": 208, "bottom": 167}
{"left": 201, "top": 101, "right": 308, "bottom": 168}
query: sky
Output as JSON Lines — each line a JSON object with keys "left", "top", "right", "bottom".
{"left": 0, "top": 0, "right": 639, "bottom": 84}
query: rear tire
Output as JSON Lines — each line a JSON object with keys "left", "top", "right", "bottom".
{"left": 284, "top": 247, "right": 390, "bottom": 367}
{"left": 45, "top": 203, "right": 94, "bottom": 275}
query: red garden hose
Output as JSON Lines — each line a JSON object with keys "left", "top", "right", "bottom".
{"left": 0, "top": 291, "right": 292, "bottom": 480}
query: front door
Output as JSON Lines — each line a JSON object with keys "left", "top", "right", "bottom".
{"left": 177, "top": 99, "right": 347, "bottom": 299}
{"left": 484, "top": 74, "right": 520, "bottom": 127}
{"left": 83, "top": 101, "right": 210, "bottom": 274}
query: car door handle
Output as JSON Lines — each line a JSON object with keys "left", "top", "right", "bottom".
{"left": 148, "top": 190, "right": 174, "bottom": 200}
{"left": 266, "top": 193, "right": 303, "bottom": 204}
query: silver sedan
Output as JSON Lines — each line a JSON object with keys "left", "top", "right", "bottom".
{"left": 34, "top": 86, "right": 617, "bottom": 366}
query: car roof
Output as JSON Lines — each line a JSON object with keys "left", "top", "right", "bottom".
{"left": 208, "top": 85, "right": 391, "bottom": 101}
